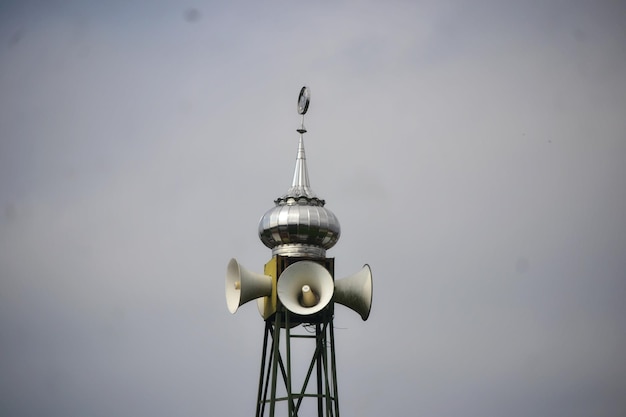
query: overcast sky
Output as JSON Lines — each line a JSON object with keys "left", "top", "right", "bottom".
{"left": 1, "top": 1, "right": 625, "bottom": 416}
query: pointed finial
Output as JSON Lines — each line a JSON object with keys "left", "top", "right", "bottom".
{"left": 286, "top": 87, "right": 315, "bottom": 199}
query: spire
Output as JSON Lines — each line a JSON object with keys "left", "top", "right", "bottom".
{"left": 285, "top": 135, "right": 316, "bottom": 199}
{"left": 280, "top": 87, "right": 317, "bottom": 201}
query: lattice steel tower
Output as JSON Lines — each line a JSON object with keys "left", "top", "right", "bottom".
{"left": 225, "top": 87, "right": 373, "bottom": 417}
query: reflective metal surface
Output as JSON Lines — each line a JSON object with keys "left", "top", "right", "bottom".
{"left": 258, "top": 136, "right": 340, "bottom": 257}
{"left": 258, "top": 202, "right": 340, "bottom": 257}
{"left": 282, "top": 136, "right": 315, "bottom": 199}
{"left": 297, "top": 86, "right": 310, "bottom": 115}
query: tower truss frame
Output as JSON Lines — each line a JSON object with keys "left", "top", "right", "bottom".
{"left": 256, "top": 308, "right": 340, "bottom": 417}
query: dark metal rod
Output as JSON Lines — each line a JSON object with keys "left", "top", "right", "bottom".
{"left": 321, "top": 326, "right": 333, "bottom": 417}
{"left": 269, "top": 312, "right": 281, "bottom": 417}
{"left": 256, "top": 322, "right": 271, "bottom": 417}
{"left": 316, "top": 323, "right": 323, "bottom": 417}
{"left": 329, "top": 318, "right": 340, "bottom": 417}
{"left": 273, "top": 342, "right": 298, "bottom": 413}
{"left": 261, "top": 324, "right": 277, "bottom": 417}
{"left": 294, "top": 330, "right": 323, "bottom": 414}
{"left": 285, "top": 312, "right": 293, "bottom": 417}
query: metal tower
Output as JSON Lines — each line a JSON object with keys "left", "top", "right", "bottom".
{"left": 226, "top": 87, "right": 373, "bottom": 417}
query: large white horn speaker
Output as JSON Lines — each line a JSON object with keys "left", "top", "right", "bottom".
{"left": 334, "top": 264, "right": 373, "bottom": 321}
{"left": 277, "top": 261, "right": 334, "bottom": 315}
{"left": 225, "top": 258, "right": 273, "bottom": 314}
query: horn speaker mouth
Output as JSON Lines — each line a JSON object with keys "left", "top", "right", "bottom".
{"left": 277, "top": 261, "right": 334, "bottom": 316}
{"left": 225, "top": 258, "right": 273, "bottom": 314}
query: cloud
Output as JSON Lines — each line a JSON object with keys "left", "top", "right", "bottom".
{"left": 1, "top": 1, "right": 625, "bottom": 416}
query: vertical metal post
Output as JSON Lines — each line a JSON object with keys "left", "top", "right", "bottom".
{"left": 321, "top": 324, "right": 332, "bottom": 417}
{"left": 256, "top": 322, "right": 270, "bottom": 417}
{"left": 285, "top": 312, "right": 293, "bottom": 417}
{"left": 329, "top": 318, "right": 340, "bottom": 417}
{"left": 316, "top": 323, "right": 323, "bottom": 417}
{"left": 269, "top": 312, "right": 281, "bottom": 417}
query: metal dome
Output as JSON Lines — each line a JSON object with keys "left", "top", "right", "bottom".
{"left": 258, "top": 136, "right": 340, "bottom": 257}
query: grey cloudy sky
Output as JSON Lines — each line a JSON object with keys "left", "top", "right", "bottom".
{"left": 1, "top": 1, "right": 625, "bottom": 416}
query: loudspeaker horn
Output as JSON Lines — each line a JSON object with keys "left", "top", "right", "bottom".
{"left": 334, "top": 264, "right": 373, "bottom": 321}
{"left": 277, "top": 261, "right": 334, "bottom": 316}
{"left": 225, "top": 258, "right": 273, "bottom": 314}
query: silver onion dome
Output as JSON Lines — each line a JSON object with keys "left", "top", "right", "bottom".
{"left": 258, "top": 134, "right": 340, "bottom": 258}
